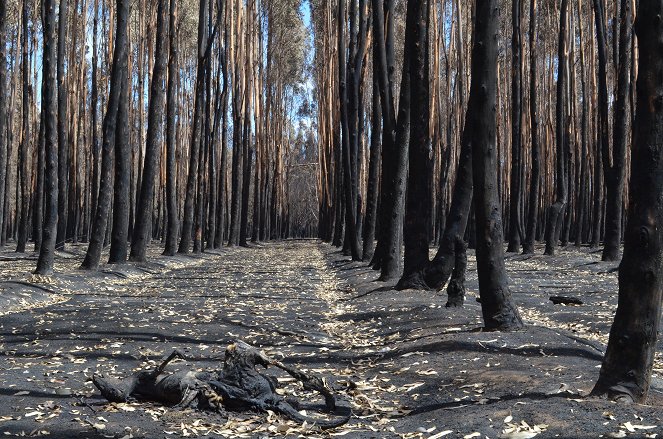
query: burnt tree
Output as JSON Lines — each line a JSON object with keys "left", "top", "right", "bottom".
{"left": 469, "top": 0, "right": 523, "bottom": 330}
{"left": 129, "top": 0, "right": 169, "bottom": 262}
{"left": 82, "top": 0, "right": 129, "bottom": 269}
{"left": 35, "top": 0, "right": 59, "bottom": 275}
{"left": 591, "top": 0, "right": 663, "bottom": 402}
{"left": 544, "top": 0, "right": 569, "bottom": 256}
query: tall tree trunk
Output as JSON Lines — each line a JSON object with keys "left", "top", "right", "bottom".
{"left": 35, "top": 0, "right": 59, "bottom": 275}
{"left": 591, "top": 0, "right": 663, "bottom": 402}
{"left": 523, "top": 0, "right": 540, "bottom": 254}
{"left": 108, "top": 58, "right": 130, "bottom": 263}
{"left": 338, "top": 0, "right": 361, "bottom": 261}
{"left": 398, "top": 0, "right": 430, "bottom": 289}
{"left": 0, "top": 0, "right": 7, "bottom": 249}
{"left": 362, "top": 79, "right": 380, "bottom": 260}
{"left": 600, "top": 0, "right": 631, "bottom": 261}
{"left": 16, "top": 0, "right": 30, "bottom": 253}
{"left": 90, "top": 0, "right": 99, "bottom": 234}
{"left": 544, "top": 0, "right": 569, "bottom": 256}
{"left": 129, "top": 0, "right": 169, "bottom": 262}
{"left": 56, "top": 0, "right": 69, "bottom": 251}
{"left": 163, "top": 0, "right": 179, "bottom": 256}
{"left": 177, "top": 0, "right": 207, "bottom": 253}
{"left": 81, "top": 0, "right": 128, "bottom": 269}
{"left": 470, "top": 0, "right": 523, "bottom": 331}
{"left": 507, "top": 0, "right": 523, "bottom": 253}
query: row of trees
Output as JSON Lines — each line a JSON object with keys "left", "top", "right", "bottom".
{"left": 313, "top": 0, "right": 663, "bottom": 404}
{"left": 313, "top": 0, "right": 634, "bottom": 282}
{"left": 0, "top": 0, "right": 316, "bottom": 273}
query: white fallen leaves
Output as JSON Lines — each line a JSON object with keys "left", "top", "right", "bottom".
{"left": 500, "top": 419, "right": 548, "bottom": 439}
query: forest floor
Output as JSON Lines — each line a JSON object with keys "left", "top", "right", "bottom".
{"left": 0, "top": 241, "right": 662, "bottom": 438}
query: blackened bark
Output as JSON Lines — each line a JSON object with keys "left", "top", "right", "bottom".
{"left": 129, "top": 0, "right": 168, "bottom": 262}
{"left": 446, "top": 238, "right": 467, "bottom": 307}
{"left": 90, "top": 0, "right": 99, "bottom": 232}
{"left": 108, "top": 61, "right": 130, "bottom": 264}
{"left": 179, "top": 0, "right": 207, "bottom": 253}
{"left": 34, "top": 79, "right": 45, "bottom": 252}
{"left": 523, "top": 0, "right": 539, "bottom": 254}
{"left": 16, "top": 0, "right": 30, "bottom": 253}
{"left": 362, "top": 80, "right": 381, "bottom": 261}
{"left": 600, "top": 0, "right": 630, "bottom": 262}
{"left": 214, "top": 34, "right": 229, "bottom": 248}
{"left": 0, "top": 0, "right": 7, "bottom": 249}
{"left": 81, "top": 0, "right": 128, "bottom": 269}
{"left": 470, "top": 0, "right": 523, "bottom": 331}
{"left": 228, "top": 98, "right": 243, "bottom": 246}
{"left": 507, "top": 0, "right": 523, "bottom": 253}
{"left": 591, "top": 0, "right": 663, "bottom": 402}
{"left": 163, "top": 0, "right": 179, "bottom": 256}
{"left": 398, "top": 0, "right": 430, "bottom": 289}
{"left": 338, "top": 0, "right": 361, "bottom": 261}
{"left": 370, "top": 0, "right": 396, "bottom": 269}
{"left": 56, "top": 0, "right": 68, "bottom": 251}
{"left": 35, "top": 0, "right": 59, "bottom": 275}
{"left": 544, "top": 0, "right": 569, "bottom": 256}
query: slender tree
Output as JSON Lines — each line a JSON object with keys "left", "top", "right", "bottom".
{"left": 164, "top": 0, "right": 179, "bottom": 256}
{"left": 82, "top": 0, "right": 129, "bottom": 269}
{"left": 35, "top": 0, "right": 59, "bottom": 275}
{"left": 399, "top": 0, "right": 430, "bottom": 288}
{"left": 16, "top": 0, "right": 30, "bottom": 253}
{"left": 0, "top": 0, "right": 7, "bottom": 249}
{"left": 592, "top": 0, "right": 663, "bottom": 402}
{"left": 600, "top": 0, "right": 631, "bottom": 261}
{"left": 545, "top": 0, "right": 569, "bottom": 256}
{"left": 470, "top": 0, "right": 523, "bottom": 330}
{"left": 56, "top": 0, "right": 69, "bottom": 250}
{"left": 523, "top": 0, "right": 540, "bottom": 254}
{"left": 129, "top": 0, "right": 169, "bottom": 262}
{"left": 507, "top": 0, "right": 523, "bottom": 253}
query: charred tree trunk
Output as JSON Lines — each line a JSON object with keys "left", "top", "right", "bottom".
{"left": 470, "top": 0, "right": 523, "bottom": 331}
{"left": 398, "top": 0, "right": 430, "bottom": 289}
{"left": 178, "top": 0, "right": 207, "bottom": 253}
{"left": 362, "top": 79, "right": 380, "bottom": 261}
{"left": 81, "top": 0, "right": 128, "bottom": 269}
{"left": 523, "top": 0, "right": 540, "bottom": 255}
{"left": 338, "top": 0, "right": 361, "bottom": 261}
{"left": 129, "top": 0, "right": 169, "bottom": 262}
{"left": 0, "top": 0, "right": 7, "bottom": 249}
{"left": 35, "top": 0, "right": 59, "bottom": 275}
{"left": 600, "top": 0, "right": 631, "bottom": 261}
{"left": 108, "top": 60, "right": 130, "bottom": 264}
{"left": 16, "top": 0, "right": 30, "bottom": 253}
{"left": 507, "top": 0, "right": 523, "bottom": 253}
{"left": 544, "top": 0, "right": 569, "bottom": 256}
{"left": 591, "top": 0, "right": 663, "bottom": 402}
{"left": 56, "top": 0, "right": 68, "bottom": 251}
{"left": 163, "top": 0, "right": 179, "bottom": 256}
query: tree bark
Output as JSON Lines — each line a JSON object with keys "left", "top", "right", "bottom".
{"left": 600, "top": 0, "right": 631, "bottom": 261}
{"left": 163, "top": 0, "right": 179, "bottom": 256}
{"left": 507, "top": 0, "right": 523, "bottom": 253}
{"left": 544, "top": 0, "right": 569, "bottom": 256}
{"left": 35, "top": 0, "right": 59, "bottom": 275}
{"left": 523, "top": 0, "right": 540, "bottom": 254}
{"left": 129, "top": 0, "right": 169, "bottom": 262}
{"left": 591, "top": 0, "right": 663, "bottom": 402}
{"left": 108, "top": 58, "right": 130, "bottom": 264}
{"left": 398, "top": 0, "right": 430, "bottom": 289}
{"left": 362, "top": 79, "right": 380, "bottom": 261}
{"left": 56, "top": 0, "right": 69, "bottom": 251}
{"left": 470, "top": 0, "right": 523, "bottom": 331}
{"left": 81, "top": 0, "right": 128, "bottom": 269}
{"left": 0, "top": 0, "right": 7, "bottom": 249}
{"left": 16, "top": 0, "right": 30, "bottom": 253}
